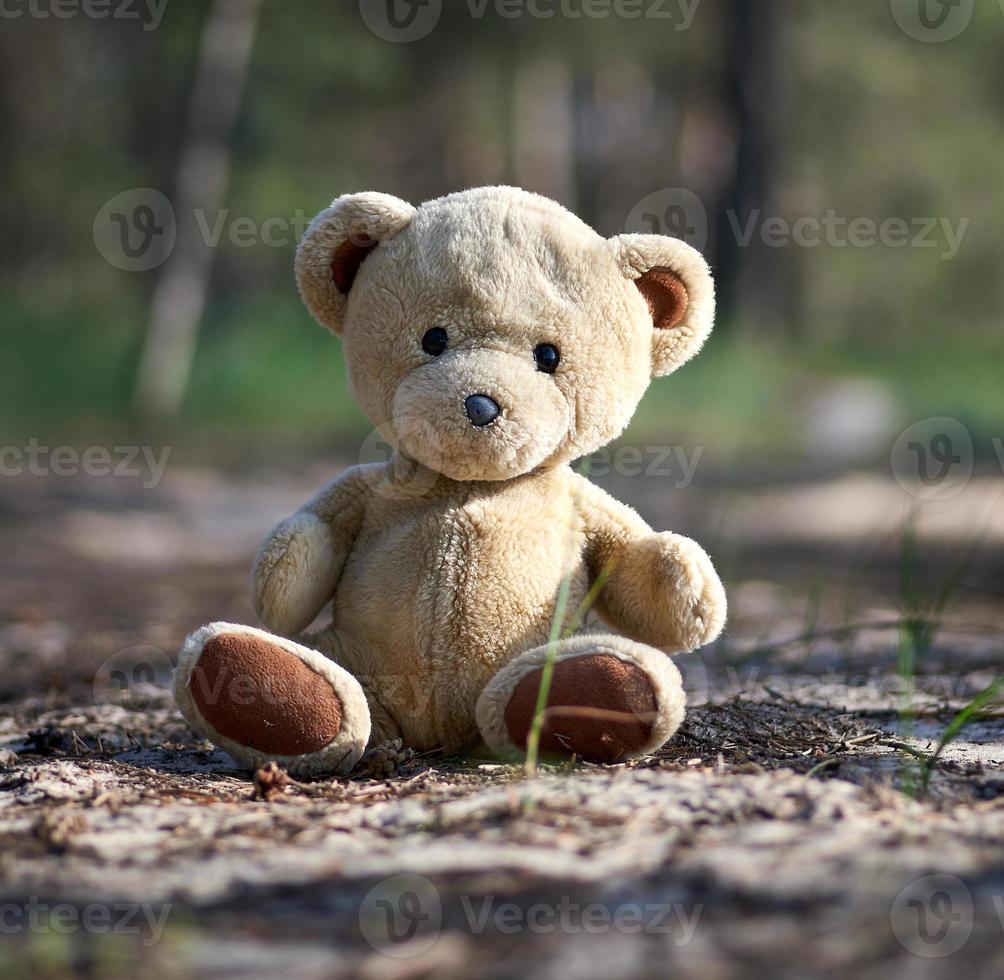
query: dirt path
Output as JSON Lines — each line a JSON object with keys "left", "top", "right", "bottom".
{"left": 0, "top": 462, "right": 1002, "bottom": 978}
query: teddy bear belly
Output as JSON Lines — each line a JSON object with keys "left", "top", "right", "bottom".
{"left": 329, "top": 509, "right": 590, "bottom": 751}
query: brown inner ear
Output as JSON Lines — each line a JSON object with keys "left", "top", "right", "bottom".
{"left": 331, "top": 234, "right": 377, "bottom": 294}
{"left": 634, "top": 266, "right": 689, "bottom": 330}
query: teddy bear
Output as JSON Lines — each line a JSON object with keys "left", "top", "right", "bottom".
{"left": 173, "top": 186, "right": 726, "bottom": 777}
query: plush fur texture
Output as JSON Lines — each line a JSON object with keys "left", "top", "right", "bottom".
{"left": 175, "top": 186, "right": 726, "bottom": 774}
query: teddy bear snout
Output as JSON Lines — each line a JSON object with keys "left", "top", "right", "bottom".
{"left": 388, "top": 346, "right": 569, "bottom": 481}
{"left": 464, "top": 394, "right": 501, "bottom": 427}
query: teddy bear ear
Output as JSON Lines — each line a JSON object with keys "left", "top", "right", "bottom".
{"left": 608, "top": 234, "right": 716, "bottom": 378}
{"left": 295, "top": 192, "right": 416, "bottom": 334}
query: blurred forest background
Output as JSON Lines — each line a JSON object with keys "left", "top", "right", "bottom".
{"left": 2, "top": 0, "right": 1002, "bottom": 464}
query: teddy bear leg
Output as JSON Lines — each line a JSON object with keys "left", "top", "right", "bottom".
{"left": 475, "top": 634, "right": 685, "bottom": 764}
{"left": 174, "top": 622, "right": 371, "bottom": 777}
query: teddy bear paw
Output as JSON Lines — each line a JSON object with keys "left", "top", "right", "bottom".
{"left": 661, "top": 534, "right": 727, "bottom": 650}
{"left": 476, "top": 636, "right": 686, "bottom": 764}
{"left": 174, "top": 623, "right": 371, "bottom": 777}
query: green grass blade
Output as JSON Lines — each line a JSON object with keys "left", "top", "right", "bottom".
{"left": 921, "top": 677, "right": 1003, "bottom": 791}
{"left": 523, "top": 572, "right": 573, "bottom": 778}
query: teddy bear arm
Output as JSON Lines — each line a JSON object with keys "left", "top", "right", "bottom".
{"left": 579, "top": 485, "right": 725, "bottom": 652}
{"left": 251, "top": 469, "right": 368, "bottom": 636}
{"left": 595, "top": 531, "right": 727, "bottom": 653}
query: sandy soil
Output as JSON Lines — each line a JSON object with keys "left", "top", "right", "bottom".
{"left": 0, "top": 459, "right": 1001, "bottom": 979}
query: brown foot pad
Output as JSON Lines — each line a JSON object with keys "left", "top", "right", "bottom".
{"left": 188, "top": 633, "right": 342, "bottom": 756}
{"left": 503, "top": 654, "right": 657, "bottom": 763}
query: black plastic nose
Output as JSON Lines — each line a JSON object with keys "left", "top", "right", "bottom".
{"left": 465, "top": 394, "right": 501, "bottom": 427}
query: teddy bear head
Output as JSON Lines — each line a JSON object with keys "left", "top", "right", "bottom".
{"left": 296, "top": 186, "right": 714, "bottom": 482}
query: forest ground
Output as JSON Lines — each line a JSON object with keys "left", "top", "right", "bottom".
{"left": 1, "top": 457, "right": 1002, "bottom": 979}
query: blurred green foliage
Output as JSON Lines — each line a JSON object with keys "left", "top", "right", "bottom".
{"left": 2, "top": 1, "right": 1002, "bottom": 458}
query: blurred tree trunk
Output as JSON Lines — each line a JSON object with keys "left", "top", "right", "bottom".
{"left": 513, "top": 58, "right": 575, "bottom": 207}
{"left": 0, "top": 35, "right": 22, "bottom": 290}
{"left": 133, "top": 0, "right": 261, "bottom": 422}
{"left": 571, "top": 70, "right": 601, "bottom": 227}
{"left": 714, "top": 0, "right": 798, "bottom": 333}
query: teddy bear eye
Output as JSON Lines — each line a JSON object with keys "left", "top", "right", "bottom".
{"left": 533, "top": 343, "right": 560, "bottom": 374}
{"left": 421, "top": 327, "right": 448, "bottom": 356}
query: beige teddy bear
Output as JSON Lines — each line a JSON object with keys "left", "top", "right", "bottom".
{"left": 174, "top": 186, "right": 726, "bottom": 776}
